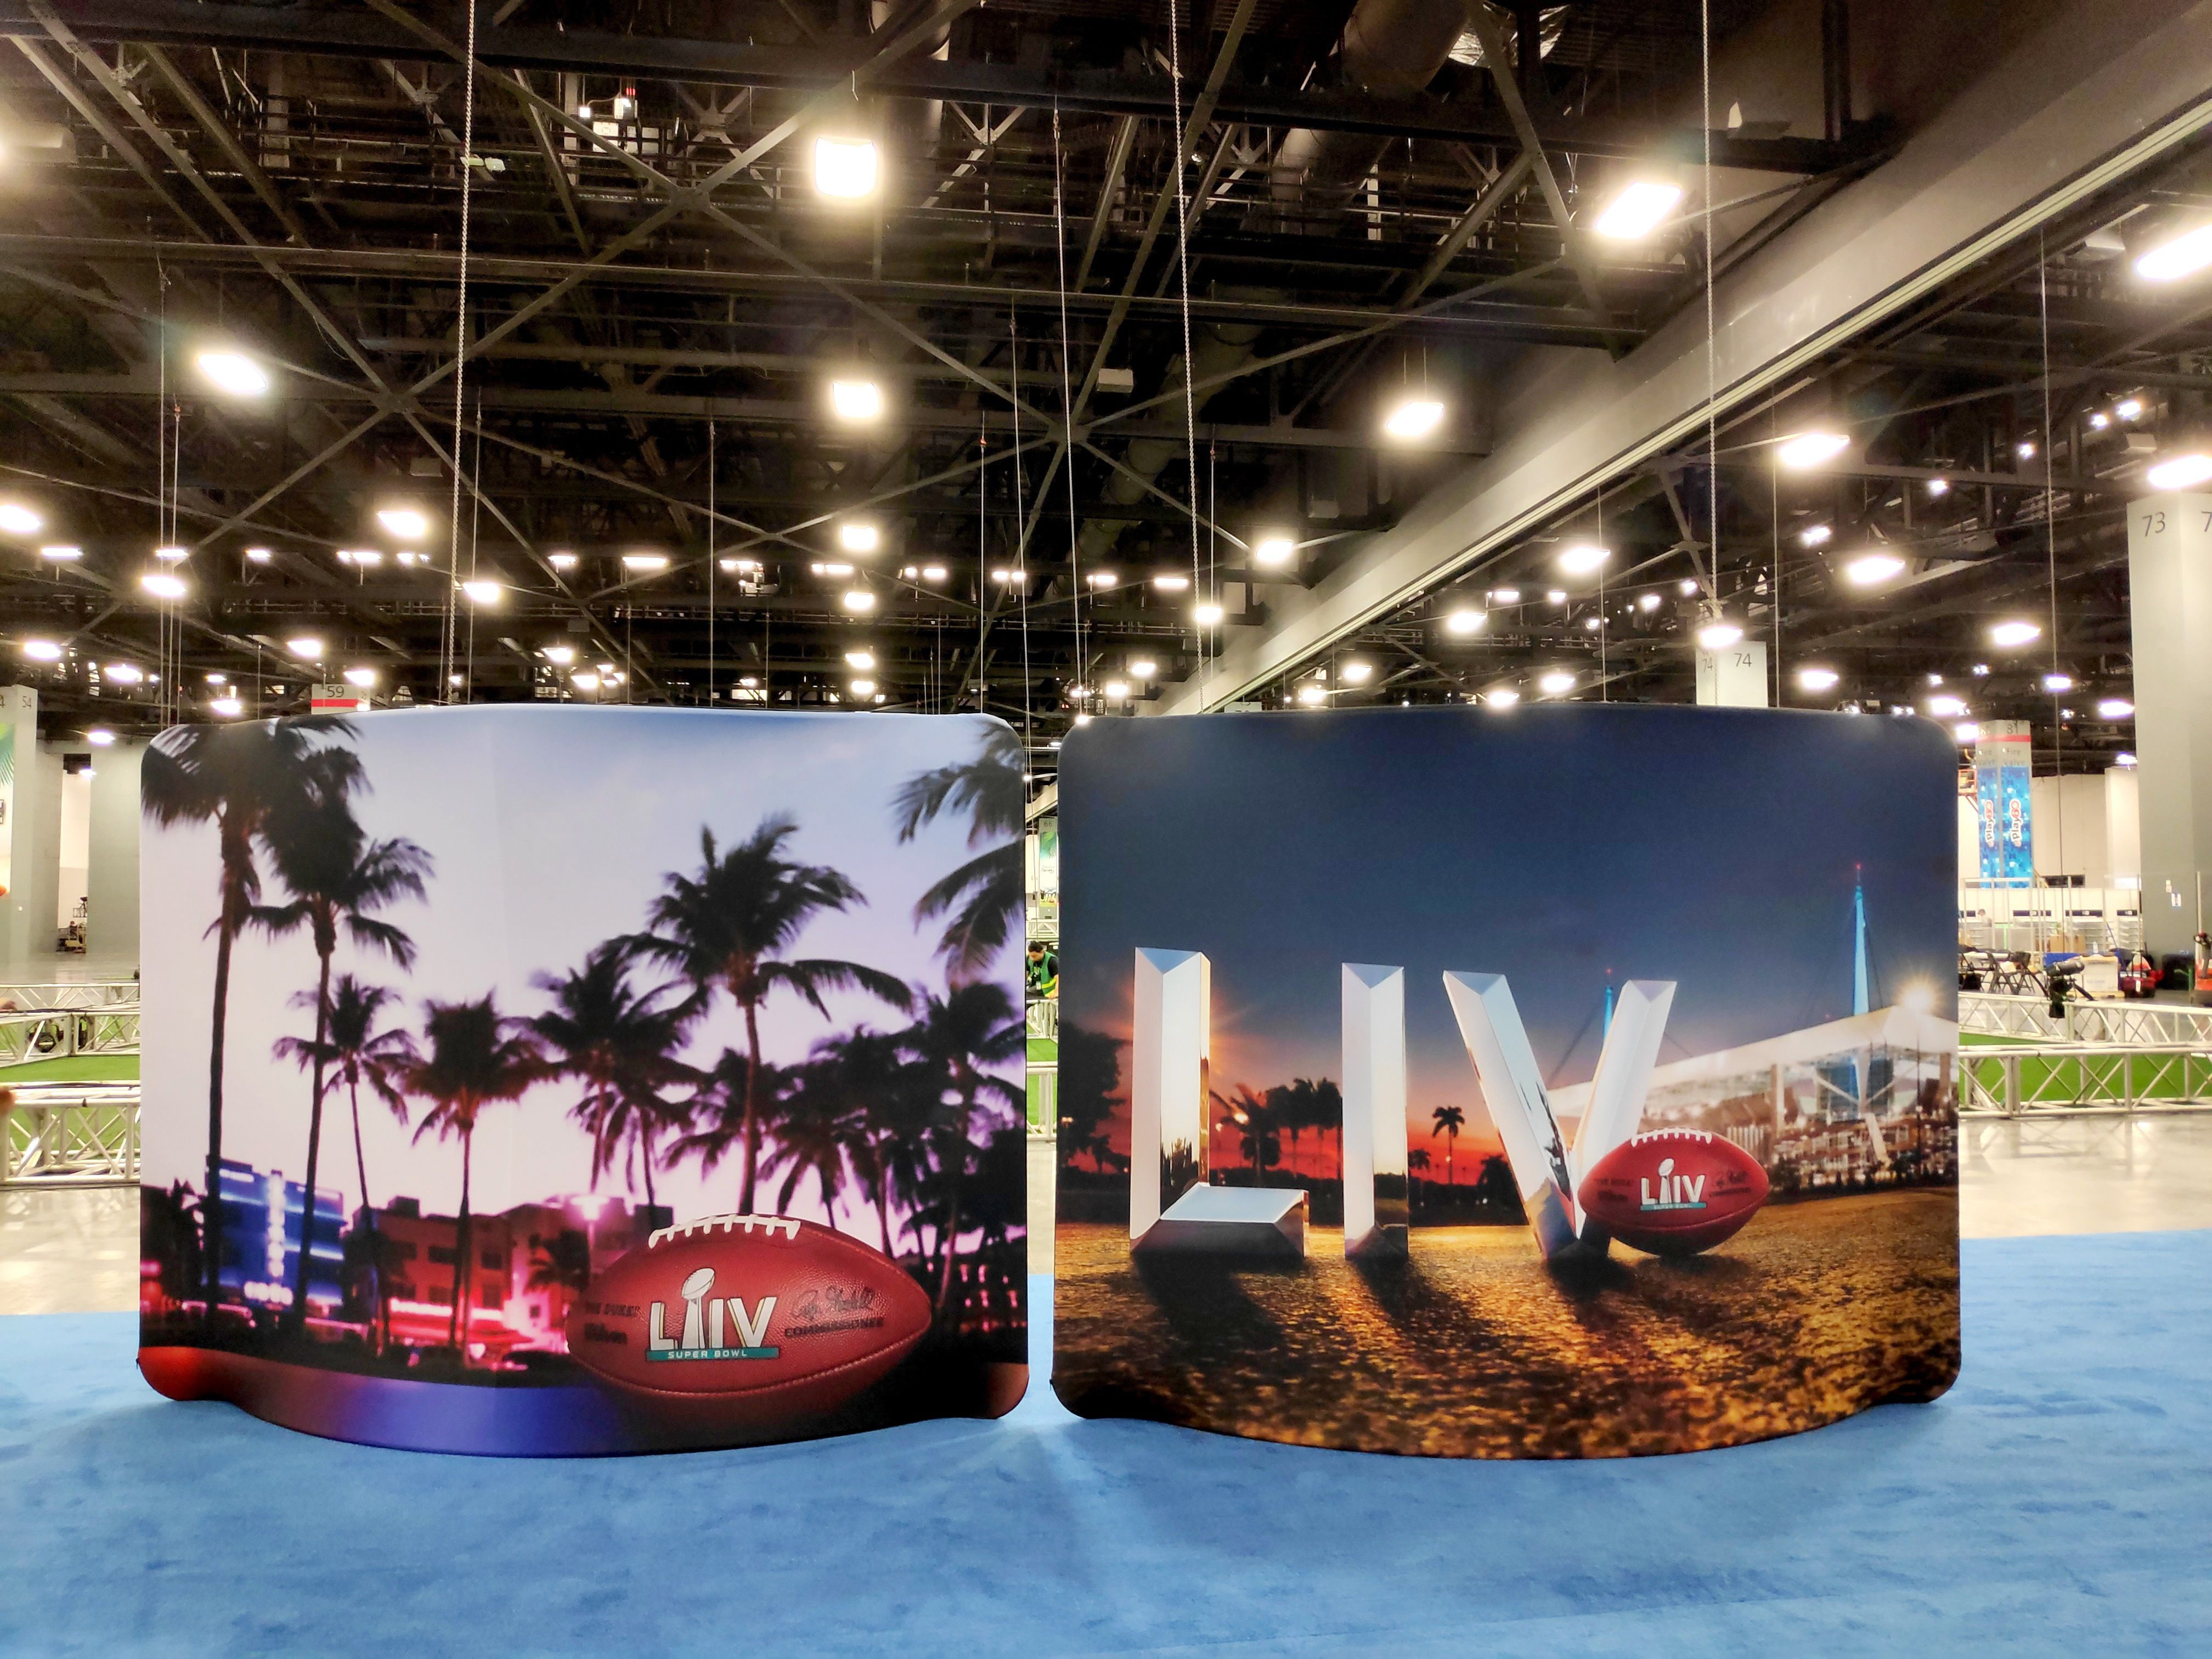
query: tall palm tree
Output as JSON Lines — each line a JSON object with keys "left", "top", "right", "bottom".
{"left": 255, "top": 764, "right": 432, "bottom": 1327}
{"left": 1407, "top": 1148, "right": 1432, "bottom": 1217}
{"left": 404, "top": 994, "right": 545, "bottom": 1351}
{"left": 800, "top": 1028, "right": 924, "bottom": 1256}
{"left": 670, "top": 1047, "right": 794, "bottom": 1199}
{"left": 899, "top": 981, "right": 1023, "bottom": 1312}
{"left": 530, "top": 942, "right": 695, "bottom": 1212}
{"left": 273, "top": 975, "right": 413, "bottom": 1347}
{"left": 631, "top": 816, "right": 911, "bottom": 1214}
{"left": 140, "top": 714, "right": 359, "bottom": 1323}
{"left": 891, "top": 724, "right": 1024, "bottom": 979}
{"left": 1431, "top": 1104, "right": 1466, "bottom": 1188}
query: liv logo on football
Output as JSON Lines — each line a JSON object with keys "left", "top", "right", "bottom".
{"left": 1640, "top": 1160, "right": 1708, "bottom": 1212}
{"left": 647, "top": 1267, "right": 779, "bottom": 1362}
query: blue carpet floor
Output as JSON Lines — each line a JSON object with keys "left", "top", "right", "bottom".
{"left": 3, "top": 1232, "right": 2209, "bottom": 1657}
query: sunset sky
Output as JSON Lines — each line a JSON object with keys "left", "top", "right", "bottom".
{"left": 1057, "top": 703, "right": 1957, "bottom": 1167}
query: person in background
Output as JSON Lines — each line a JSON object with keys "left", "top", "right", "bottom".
{"left": 1026, "top": 940, "right": 1058, "bottom": 999}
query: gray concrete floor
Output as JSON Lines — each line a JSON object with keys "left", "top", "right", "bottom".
{"left": 7, "top": 1119, "right": 2212, "bottom": 1315}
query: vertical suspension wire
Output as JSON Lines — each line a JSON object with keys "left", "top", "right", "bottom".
{"left": 1596, "top": 487, "right": 1607, "bottom": 699}
{"left": 1011, "top": 306, "right": 1032, "bottom": 749}
{"left": 1771, "top": 410, "right": 1783, "bottom": 703}
{"left": 1699, "top": 0, "right": 1718, "bottom": 609}
{"left": 463, "top": 400, "right": 483, "bottom": 702}
{"left": 442, "top": 0, "right": 481, "bottom": 703}
{"left": 707, "top": 417, "right": 716, "bottom": 710}
{"left": 1165, "top": 0, "right": 1205, "bottom": 693}
{"left": 1052, "top": 104, "right": 1087, "bottom": 732}
{"left": 975, "top": 405, "right": 989, "bottom": 713}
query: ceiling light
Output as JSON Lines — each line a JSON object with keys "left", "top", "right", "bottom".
{"left": 1583, "top": 616, "right": 1602, "bottom": 631}
{"left": 1491, "top": 587, "right": 1521, "bottom": 603}
{"left": 1194, "top": 602, "right": 1224, "bottom": 627}
{"left": 844, "top": 648, "right": 876, "bottom": 670}
{"left": 286, "top": 636, "right": 323, "bottom": 659}
{"left": 87, "top": 729, "right": 114, "bottom": 746}
{"left": 1252, "top": 535, "right": 1296, "bottom": 567}
{"left": 2089, "top": 412, "right": 2111, "bottom": 431}
{"left": 1844, "top": 551, "right": 1906, "bottom": 586}
{"left": 1926, "top": 478, "right": 1950, "bottom": 496}
{"left": 549, "top": 552, "right": 578, "bottom": 571}
{"left": 2017, "top": 441, "right": 2037, "bottom": 460}
{"left": 195, "top": 349, "right": 269, "bottom": 397}
{"left": 1696, "top": 618, "right": 1744, "bottom": 650}
{"left": 621, "top": 552, "right": 669, "bottom": 572}
{"left": 848, "top": 676, "right": 876, "bottom": 697}
{"left": 1989, "top": 619, "right": 2041, "bottom": 647}
{"left": 920, "top": 564, "right": 947, "bottom": 582}
{"left": 1066, "top": 684, "right": 1091, "bottom": 700}
{"left": 348, "top": 549, "right": 385, "bottom": 567}
{"left": 1798, "top": 523, "right": 1833, "bottom": 548}
{"left": 210, "top": 696, "right": 243, "bottom": 717}
{"left": 205, "top": 672, "right": 227, "bottom": 685}
{"left": 1487, "top": 687, "right": 1521, "bottom": 708}
{"left": 989, "top": 567, "right": 1027, "bottom": 585}
{"left": 2116, "top": 398, "right": 2144, "bottom": 421}
{"left": 1591, "top": 178, "right": 1684, "bottom": 240}
{"left": 842, "top": 589, "right": 876, "bottom": 613}
{"left": 1104, "top": 679, "right": 1131, "bottom": 700}
{"left": 342, "top": 667, "right": 377, "bottom": 688}
{"left": 245, "top": 548, "right": 273, "bottom": 564}
{"left": 1775, "top": 431, "right": 1850, "bottom": 470}
{"left": 543, "top": 645, "right": 576, "bottom": 667}
{"left": 1638, "top": 591, "right": 1661, "bottom": 612}
{"left": 2116, "top": 751, "right": 2137, "bottom": 765}
{"left": 140, "top": 572, "right": 187, "bottom": 600}
{"left": 1537, "top": 670, "right": 1575, "bottom": 696}
{"left": 811, "top": 561, "right": 855, "bottom": 578}
{"left": 1381, "top": 396, "right": 1446, "bottom": 442}
{"left": 1444, "top": 607, "right": 1485, "bottom": 636}
{"left": 1954, "top": 722, "right": 1982, "bottom": 743}
{"left": 31, "top": 543, "right": 83, "bottom": 564}
{"left": 1677, "top": 578, "right": 1699, "bottom": 596}
{"left": 1928, "top": 673, "right": 1944, "bottom": 686}
{"left": 1153, "top": 573, "right": 1190, "bottom": 592}
{"left": 2098, "top": 697, "right": 2134, "bottom": 719}
{"left": 1548, "top": 588, "right": 1568, "bottom": 604}
{"left": 1340, "top": 661, "right": 1373, "bottom": 685}
{"left": 0, "top": 503, "right": 42, "bottom": 536}
{"left": 460, "top": 579, "right": 501, "bottom": 605}
{"left": 2042, "top": 672, "right": 2073, "bottom": 692}
{"left": 1130, "top": 658, "right": 1157, "bottom": 678}
{"left": 814, "top": 136, "right": 879, "bottom": 199}
{"left": 376, "top": 507, "right": 430, "bottom": 540}
{"left": 1296, "top": 683, "right": 1327, "bottom": 706}
{"left": 397, "top": 551, "right": 420, "bottom": 567}
{"left": 1086, "top": 570, "right": 1118, "bottom": 588}
{"left": 1558, "top": 543, "right": 1608, "bottom": 575}
{"left": 1927, "top": 694, "right": 1967, "bottom": 717}
{"left": 837, "top": 522, "right": 881, "bottom": 555}
{"left": 21, "top": 638, "right": 62, "bottom": 661}
{"left": 829, "top": 378, "right": 884, "bottom": 422}
{"left": 2146, "top": 452, "right": 2212, "bottom": 490}
{"left": 105, "top": 663, "right": 142, "bottom": 684}
{"left": 572, "top": 671, "right": 602, "bottom": 692}
{"left": 1073, "top": 712, "right": 1093, "bottom": 726}
{"left": 2134, "top": 219, "right": 2212, "bottom": 283}
{"left": 1797, "top": 666, "right": 1840, "bottom": 692}
{"left": 738, "top": 675, "right": 758, "bottom": 689}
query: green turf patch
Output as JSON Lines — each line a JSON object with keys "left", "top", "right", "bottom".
{"left": 0, "top": 1053, "right": 140, "bottom": 1083}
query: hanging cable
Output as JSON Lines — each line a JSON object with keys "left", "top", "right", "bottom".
{"left": 707, "top": 417, "right": 716, "bottom": 710}
{"left": 1011, "top": 306, "right": 1033, "bottom": 749}
{"left": 1052, "top": 105, "right": 1087, "bottom": 732}
{"left": 463, "top": 400, "right": 483, "bottom": 703}
{"left": 975, "top": 404, "right": 989, "bottom": 713}
{"left": 1597, "top": 487, "right": 1607, "bottom": 700}
{"left": 442, "top": 0, "right": 481, "bottom": 703}
{"left": 2039, "top": 228, "right": 2067, "bottom": 881}
{"left": 1700, "top": 0, "right": 1718, "bottom": 607}
{"left": 1165, "top": 0, "right": 1205, "bottom": 693}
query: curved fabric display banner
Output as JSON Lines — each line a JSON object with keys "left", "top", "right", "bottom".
{"left": 138, "top": 707, "right": 1027, "bottom": 1455}
{"left": 1052, "top": 706, "right": 1960, "bottom": 1458}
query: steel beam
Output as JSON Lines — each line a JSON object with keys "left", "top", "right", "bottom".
{"left": 1154, "top": 0, "right": 2212, "bottom": 713}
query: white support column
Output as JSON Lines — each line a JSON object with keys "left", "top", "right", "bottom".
{"left": 2128, "top": 492, "right": 2212, "bottom": 959}
{"left": 1129, "top": 947, "right": 1210, "bottom": 1241}
{"left": 1341, "top": 963, "right": 1408, "bottom": 1259}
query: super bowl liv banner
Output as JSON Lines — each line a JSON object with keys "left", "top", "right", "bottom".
{"left": 138, "top": 707, "right": 1027, "bottom": 1454}
{"left": 1052, "top": 704, "right": 1961, "bottom": 1459}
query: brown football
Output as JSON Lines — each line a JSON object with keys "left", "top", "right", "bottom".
{"left": 1579, "top": 1130, "right": 1770, "bottom": 1256}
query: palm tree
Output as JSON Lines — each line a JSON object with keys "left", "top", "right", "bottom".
{"left": 140, "top": 714, "right": 359, "bottom": 1323}
{"left": 530, "top": 943, "right": 695, "bottom": 1212}
{"left": 255, "top": 764, "right": 432, "bottom": 1327}
{"left": 801, "top": 1028, "right": 927, "bottom": 1257}
{"left": 1407, "top": 1147, "right": 1431, "bottom": 1217}
{"left": 630, "top": 816, "right": 911, "bottom": 1214}
{"left": 891, "top": 724, "right": 1024, "bottom": 979}
{"left": 273, "top": 975, "right": 413, "bottom": 1346}
{"left": 528, "top": 1229, "right": 594, "bottom": 1297}
{"left": 670, "top": 1047, "right": 794, "bottom": 1200}
{"left": 761, "top": 1062, "right": 855, "bottom": 1222}
{"left": 899, "top": 981, "right": 1023, "bottom": 1313}
{"left": 1431, "top": 1104, "right": 1466, "bottom": 1188}
{"left": 404, "top": 994, "right": 545, "bottom": 1351}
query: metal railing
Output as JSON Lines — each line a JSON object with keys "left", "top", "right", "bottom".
{"left": 1957, "top": 1045, "right": 2212, "bottom": 1115}
{"left": 0, "top": 980, "right": 139, "bottom": 1011}
{"left": 1, "top": 1084, "right": 141, "bottom": 1184}
{"left": 0, "top": 1008, "right": 140, "bottom": 1069}
{"left": 1961, "top": 992, "right": 2212, "bottom": 1047}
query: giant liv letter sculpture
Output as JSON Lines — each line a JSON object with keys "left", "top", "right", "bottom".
{"left": 1053, "top": 703, "right": 1962, "bottom": 1457}
{"left": 137, "top": 706, "right": 1028, "bottom": 1455}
